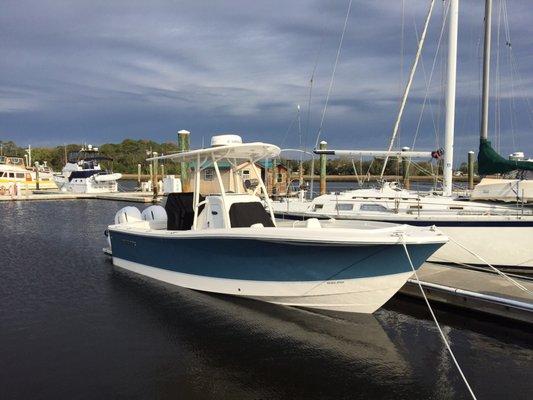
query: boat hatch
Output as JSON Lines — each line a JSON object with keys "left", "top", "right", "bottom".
{"left": 360, "top": 204, "right": 389, "bottom": 212}
{"left": 336, "top": 203, "right": 354, "bottom": 211}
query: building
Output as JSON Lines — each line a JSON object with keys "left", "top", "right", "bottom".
{"left": 189, "top": 160, "right": 289, "bottom": 196}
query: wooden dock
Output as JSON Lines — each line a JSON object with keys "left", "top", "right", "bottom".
{"left": 0, "top": 191, "right": 158, "bottom": 203}
{"left": 400, "top": 263, "right": 533, "bottom": 324}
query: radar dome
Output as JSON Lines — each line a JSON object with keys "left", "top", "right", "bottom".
{"left": 211, "top": 134, "right": 242, "bottom": 147}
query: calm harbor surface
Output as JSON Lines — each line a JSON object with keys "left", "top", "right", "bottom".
{"left": 1, "top": 200, "right": 532, "bottom": 399}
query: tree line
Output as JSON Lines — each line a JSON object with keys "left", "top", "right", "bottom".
{"left": 1, "top": 139, "right": 470, "bottom": 176}
{"left": 0, "top": 139, "right": 182, "bottom": 174}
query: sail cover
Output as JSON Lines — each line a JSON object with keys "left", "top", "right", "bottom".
{"left": 478, "top": 138, "right": 533, "bottom": 175}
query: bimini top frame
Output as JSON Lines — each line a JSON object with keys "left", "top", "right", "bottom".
{"left": 148, "top": 142, "right": 281, "bottom": 230}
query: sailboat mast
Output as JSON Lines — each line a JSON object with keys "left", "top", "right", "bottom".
{"left": 480, "top": 0, "right": 492, "bottom": 141}
{"left": 443, "top": 0, "right": 459, "bottom": 197}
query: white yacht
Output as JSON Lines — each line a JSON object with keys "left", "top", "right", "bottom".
{"left": 104, "top": 135, "right": 448, "bottom": 314}
{"left": 54, "top": 145, "right": 122, "bottom": 193}
{"left": 273, "top": 0, "right": 533, "bottom": 272}
{"left": 0, "top": 155, "right": 57, "bottom": 192}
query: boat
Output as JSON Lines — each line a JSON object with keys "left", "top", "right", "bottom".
{"left": 0, "top": 155, "right": 57, "bottom": 192}
{"left": 104, "top": 134, "right": 448, "bottom": 314}
{"left": 273, "top": 0, "right": 533, "bottom": 272}
{"left": 53, "top": 145, "right": 122, "bottom": 193}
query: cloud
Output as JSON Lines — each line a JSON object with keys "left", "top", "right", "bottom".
{"left": 0, "top": 0, "right": 532, "bottom": 162}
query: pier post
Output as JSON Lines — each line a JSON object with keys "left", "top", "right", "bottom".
{"left": 271, "top": 160, "right": 276, "bottom": 196}
{"left": 34, "top": 162, "right": 40, "bottom": 190}
{"left": 148, "top": 163, "right": 153, "bottom": 192}
{"left": 178, "top": 130, "right": 190, "bottom": 191}
{"left": 152, "top": 151, "right": 159, "bottom": 200}
{"left": 319, "top": 140, "right": 327, "bottom": 195}
{"left": 468, "top": 151, "right": 475, "bottom": 190}
{"left": 401, "top": 147, "right": 410, "bottom": 190}
{"left": 137, "top": 164, "right": 141, "bottom": 186}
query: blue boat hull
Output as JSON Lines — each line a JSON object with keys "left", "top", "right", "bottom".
{"left": 109, "top": 230, "right": 442, "bottom": 313}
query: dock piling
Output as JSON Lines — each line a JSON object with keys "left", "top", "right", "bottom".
{"left": 34, "top": 162, "right": 40, "bottom": 190}
{"left": 178, "top": 130, "right": 190, "bottom": 191}
{"left": 468, "top": 151, "right": 475, "bottom": 190}
{"left": 401, "top": 147, "right": 411, "bottom": 190}
{"left": 319, "top": 140, "right": 327, "bottom": 195}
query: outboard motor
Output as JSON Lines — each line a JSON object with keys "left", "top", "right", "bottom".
{"left": 114, "top": 206, "right": 142, "bottom": 225}
{"left": 141, "top": 205, "right": 168, "bottom": 229}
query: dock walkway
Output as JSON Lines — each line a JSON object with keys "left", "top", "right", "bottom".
{"left": 400, "top": 263, "right": 533, "bottom": 324}
{"left": 0, "top": 191, "right": 157, "bottom": 203}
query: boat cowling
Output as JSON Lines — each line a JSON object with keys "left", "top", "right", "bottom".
{"left": 114, "top": 206, "right": 142, "bottom": 225}
{"left": 141, "top": 205, "right": 167, "bottom": 222}
{"left": 141, "top": 205, "right": 168, "bottom": 230}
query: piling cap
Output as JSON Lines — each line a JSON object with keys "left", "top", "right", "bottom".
{"left": 468, "top": 151, "right": 475, "bottom": 154}
{"left": 178, "top": 130, "right": 190, "bottom": 135}
{"left": 320, "top": 140, "right": 327, "bottom": 145}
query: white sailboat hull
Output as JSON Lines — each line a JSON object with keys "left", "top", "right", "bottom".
{"left": 430, "top": 225, "right": 533, "bottom": 270}
{"left": 272, "top": 187, "right": 533, "bottom": 270}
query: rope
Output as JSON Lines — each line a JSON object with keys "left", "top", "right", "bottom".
{"left": 380, "top": 0, "right": 436, "bottom": 179}
{"left": 447, "top": 236, "right": 532, "bottom": 295}
{"left": 310, "top": 0, "right": 353, "bottom": 197}
{"left": 304, "top": 26, "right": 325, "bottom": 199}
{"left": 313, "top": 0, "right": 353, "bottom": 148}
{"left": 400, "top": 237, "right": 477, "bottom": 400}
{"left": 409, "top": 1, "right": 449, "bottom": 166}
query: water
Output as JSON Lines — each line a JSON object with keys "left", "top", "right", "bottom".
{"left": 1, "top": 200, "right": 532, "bottom": 399}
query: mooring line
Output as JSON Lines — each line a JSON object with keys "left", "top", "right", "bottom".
{"left": 448, "top": 236, "right": 532, "bottom": 296}
{"left": 401, "top": 237, "right": 477, "bottom": 400}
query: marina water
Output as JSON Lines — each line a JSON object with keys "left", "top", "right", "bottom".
{"left": 1, "top": 200, "right": 532, "bottom": 399}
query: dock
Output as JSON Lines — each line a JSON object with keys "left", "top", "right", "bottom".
{"left": 0, "top": 191, "right": 158, "bottom": 203}
{"left": 400, "top": 263, "right": 533, "bottom": 324}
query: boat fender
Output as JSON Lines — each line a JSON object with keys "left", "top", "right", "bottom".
{"left": 114, "top": 206, "right": 142, "bottom": 225}
{"left": 306, "top": 218, "right": 322, "bottom": 229}
{"left": 104, "top": 229, "right": 112, "bottom": 249}
{"left": 141, "top": 205, "right": 167, "bottom": 222}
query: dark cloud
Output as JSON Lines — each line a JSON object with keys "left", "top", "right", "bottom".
{"left": 1, "top": 0, "right": 532, "bottom": 163}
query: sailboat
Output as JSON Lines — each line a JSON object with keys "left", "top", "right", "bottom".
{"left": 470, "top": 0, "right": 533, "bottom": 203}
{"left": 272, "top": 0, "right": 533, "bottom": 272}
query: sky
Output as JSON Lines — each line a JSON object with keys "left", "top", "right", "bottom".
{"left": 1, "top": 0, "right": 532, "bottom": 164}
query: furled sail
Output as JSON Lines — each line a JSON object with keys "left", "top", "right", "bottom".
{"left": 478, "top": 138, "right": 533, "bottom": 175}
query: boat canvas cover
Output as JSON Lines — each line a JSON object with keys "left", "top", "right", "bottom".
{"left": 228, "top": 202, "right": 275, "bottom": 228}
{"left": 68, "top": 170, "right": 99, "bottom": 181}
{"left": 165, "top": 192, "right": 205, "bottom": 230}
{"left": 478, "top": 138, "right": 533, "bottom": 175}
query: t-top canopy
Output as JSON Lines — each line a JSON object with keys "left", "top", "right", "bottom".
{"left": 147, "top": 142, "right": 281, "bottom": 163}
